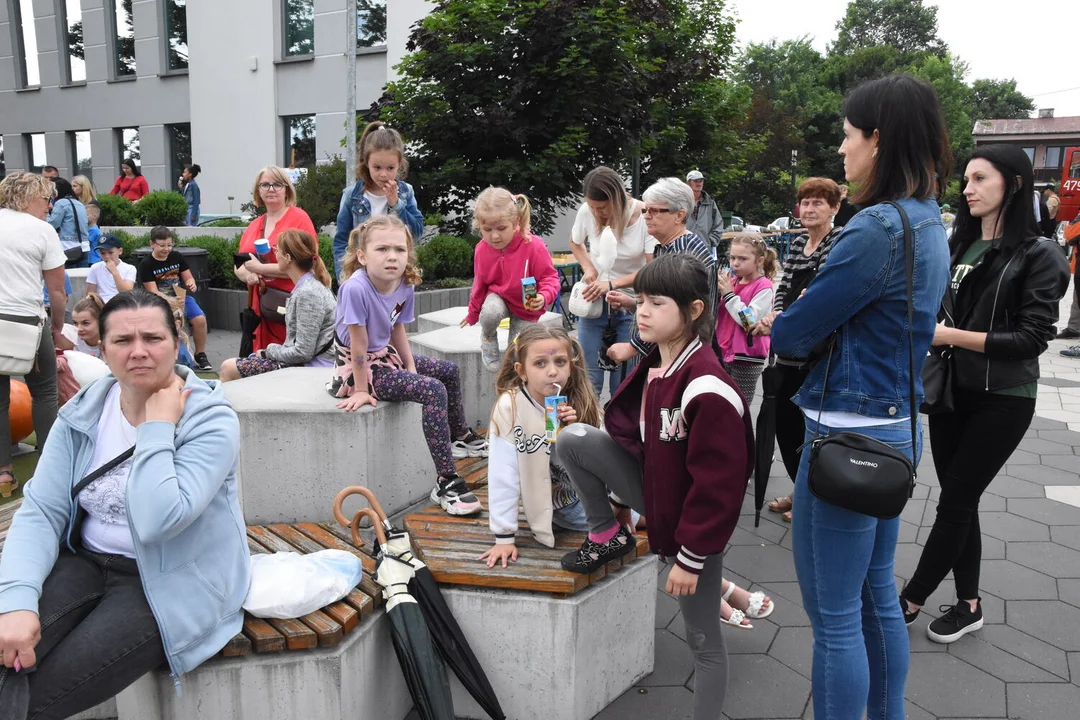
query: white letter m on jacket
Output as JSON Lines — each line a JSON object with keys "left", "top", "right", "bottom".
{"left": 659, "top": 407, "right": 687, "bottom": 442}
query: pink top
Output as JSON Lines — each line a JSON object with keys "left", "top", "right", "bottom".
{"left": 717, "top": 275, "right": 774, "bottom": 362}
{"left": 109, "top": 175, "right": 149, "bottom": 202}
{"left": 466, "top": 231, "right": 561, "bottom": 324}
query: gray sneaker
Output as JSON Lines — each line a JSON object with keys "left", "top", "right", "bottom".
{"left": 480, "top": 334, "right": 501, "bottom": 371}
{"left": 1061, "top": 344, "right": 1080, "bottom": 358}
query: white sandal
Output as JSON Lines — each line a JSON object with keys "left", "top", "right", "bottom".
{"left": 722, "top": 581, "right": 775, "bottom": 623}
{"left": 720, "top": 582, "right": 753, "bottom": 630}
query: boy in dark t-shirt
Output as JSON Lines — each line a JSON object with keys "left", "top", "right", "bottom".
{"left": 136, "top": 226, "right": 212, "bottom": 371}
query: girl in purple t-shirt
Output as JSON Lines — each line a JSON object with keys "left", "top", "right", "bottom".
{"left": 329, "top": 216, "right": 489, "bottom": 516}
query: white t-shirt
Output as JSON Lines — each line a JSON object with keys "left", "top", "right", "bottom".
{"left": 365, "top": 190, "right": 389, "bottom": 218}
{"left": 570, "top": 203, "right": 657, "bottom": 282}
{"left": 79, "top": 384, "right": 136, "bottom": 558}
{"left": 0, "top": 208, "right": 67, "bottom": 319}
{"left": 86, "top": 260, "right": 138, "bottom": 304}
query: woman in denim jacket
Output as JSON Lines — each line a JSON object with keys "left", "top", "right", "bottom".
{"left": 332, "top": 122, "right": 424, "bottom": 280}
{"left": 768, "top": 75, "right": 952, "bottom": 720}
{"left": 47, "top": 178, "right": 90, "bottom": 268}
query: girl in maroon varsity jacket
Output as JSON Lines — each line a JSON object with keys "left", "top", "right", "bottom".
{"left": 558, "top": 253, "right": 756, "bottom": 719}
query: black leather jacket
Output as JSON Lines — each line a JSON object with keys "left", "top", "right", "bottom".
{"left": 942, "top": 236, "right": 1069, "bottom": 393}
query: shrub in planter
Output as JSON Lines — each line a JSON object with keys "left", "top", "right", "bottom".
{"left": 317, "top": 233, "right": 339, "bottom": 289}
{"left": 205, "top": 218, "right": 250, "bottom": 228}
{"left": 416, "top": 235, "right": 473, "bottom": 281}
{"left": 137, "top": 191, "right": 189, "bottom": 226}
{"left": 114, "top": 231, "right": 150, "bottom": 261}
{"left": 182, "top": 235, "right": 244, "bottom": 290}
{"left": 296, "top": 157, "right": 348, "bottom": 228}
{"left": 97, "top": 193, "right": 139, "bottom": 227}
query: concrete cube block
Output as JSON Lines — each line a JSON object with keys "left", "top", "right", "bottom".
{"left": 67, "top": 268, "right": 91, "bottom": 313}
{"left": 408, "top": 325, "right": 508, "bottom": 429}
{"left": 71, "top": 698, "right": 117, "bottom": 720}
{"left": 222, "top": 367, "right": 434, "bottom": 525}
{"left": 442, "top": 555, "right": 658, "bottom": 720}
{"left": 116, "top": 610, "right": 412, "bottom": 720}
{"left": 416, "top": 306, "right": 563, "bottom": 334}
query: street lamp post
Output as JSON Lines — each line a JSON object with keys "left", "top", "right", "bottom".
{"left": 345, "top": 0, "right": 358, "bottom": 183}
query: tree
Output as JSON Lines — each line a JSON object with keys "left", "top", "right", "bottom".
{"left": 830, "top": 0, "right": 946, "bottom": 58}
{"left": 970, "top": 78, "right": 1034, "bottom": 121}
{"left": 377, "top": 0, "right": 742, "bottom": 235}
{"left": 908, "top": 53, "right": 973, "bottom": 167}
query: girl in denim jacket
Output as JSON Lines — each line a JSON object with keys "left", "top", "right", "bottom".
{"left": 332, "top": 122, "right": 424, "bottom": 280}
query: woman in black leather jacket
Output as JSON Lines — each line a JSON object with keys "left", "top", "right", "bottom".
{"left": 900, "top": 144, "right": 1069, "bottom": 644}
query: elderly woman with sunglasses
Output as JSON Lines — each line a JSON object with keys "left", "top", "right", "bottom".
{"left": 234, "top": 166, "right": 318, "bottom": 353}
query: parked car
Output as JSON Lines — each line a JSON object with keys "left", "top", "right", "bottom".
{"left": 727, "top": 215, "right": 745, "bottom": 231}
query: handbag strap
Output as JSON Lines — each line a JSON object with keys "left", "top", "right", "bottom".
{"left": 71, "top": 446, "right": 135, "bottom": 499}
{"left": 812, "top": 201, "right": 919, "bottom": 467}
{"left": 69, "top": 199, "right": 83, "bottom": 244}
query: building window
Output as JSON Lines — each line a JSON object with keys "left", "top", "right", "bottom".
{"left": 164, "top": 0, "right": 188, "bottom": 71}
{"left": 117, "top": 127, "right": 140, "bottom": 169}
{"left": 1045, "top": 146, "right": 1064, "bottom": 169}
{"left": 357, "top": 0, "right": 386, "bottom": 48}
{"left": 284, "top": 115, "right": 316, "bottom": 169}
{"left": 61, "top": 0, "right": 86, "bottom": 83}
{"left": 27, "top": 133, "right": 47, "bottom": 173}
{"left": 283, "top": 0, "right": 314, "bottom": 57}
{"left": 1022, "top": 147, "right": 1035, "bottom": 165}
{"left": 70, "top": 130, "right": 92, "bottom": 175}
{"left": 112, "top": 0, "right": 136, "bottom": 77}
{"left": 168, "top": 123, "right": 191, "bottom": 188}
{"left": 14, "top": 0, "right": 40, "bottom": 87}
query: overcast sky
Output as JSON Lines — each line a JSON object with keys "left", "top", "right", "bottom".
{"left": 728, "top": 0, "right": 1080, "bottom": 118}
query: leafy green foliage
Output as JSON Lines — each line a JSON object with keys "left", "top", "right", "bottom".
{"left": 416, "top": 235, "right": 474, "bottom": 281}
{"left": 433, "top": 277, "right": 473, "bottom": 289}
{"left": 204, "top": 218, "right": 250, "bottom": 228}
{"left": 180, "top": 235, "right": 242, "bottom": 289}
{"left": 970, "top": 79, "right": 1035, "bottom": 122}
{"left": 96, "top": 193, "right": 140, "bottom": 227}
{"left": 295, "top": 157, "right": 347, "bottom": 228}
{"left": 135, "top": 191, "right": 189, "bottom": 226}
{"left": 830, "top": 0, "right": 945, "bottom": 58}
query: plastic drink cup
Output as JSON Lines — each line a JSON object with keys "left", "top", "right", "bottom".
{"left": 521, "top": 276, "right": 538, "bottom": 306}
{"left": 254, "top": 238, "right": 272, "bottom": 262}
{"left": 545, "top": 394, "right": 566, "bottom": 443}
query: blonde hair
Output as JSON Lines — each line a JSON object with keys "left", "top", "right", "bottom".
{"left": 356, "top": 121, "right": 408, "bottom": 184}
{"left": 729, "top": 234, "right": 779, "bottom": 280}
{"left": 164, "top": 295, "right": 193, "bottom": 358}
{"left": 73, "top": 293, "right": 105, "bottom": 318}
{"left": 583, "top": 166, "right": 630, "bottom": 241}
{"left": 491, "top": 325, "right": 601, "bottom": 436}
{"left": 472, "top": 187, "right": 533, "bottom": 237}
{"left": 0, "top": 172, "right": 56, "bottom": 213}
{"left": 71, "top": 175, "right": 97, "bottom": 204}
{"left": 278, "top": 229, "right": 332, "bottom": 287}
{"left": 342, "top": 215, "right": 422, "bottom": 286}
{"left": 251, "top": 166, "right": 297, "bottom": 208}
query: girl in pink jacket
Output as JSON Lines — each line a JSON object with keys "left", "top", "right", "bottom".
{"left": 717, "top": 234, "right": 777, "bottom": 402}
{"left": 461, "top": 187, "right": 560, "bottom": 371}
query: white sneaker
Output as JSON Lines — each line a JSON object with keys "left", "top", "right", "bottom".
{"left": 481, "top": 335, "right": 501, "bottom": 371}
{"left": 452, "top": 429, "right": 489, "bottom": 459}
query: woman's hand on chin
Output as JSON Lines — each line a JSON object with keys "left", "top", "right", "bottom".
{"left": 145, "top": 373, "right": 191, "bottom": 425}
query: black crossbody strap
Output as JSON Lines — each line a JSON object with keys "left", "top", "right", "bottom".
{"left": 812, "top": 201, "right": 919, "bottom": 472}
{"left": 71, "top": 446, "right": 135, "bottom": 499}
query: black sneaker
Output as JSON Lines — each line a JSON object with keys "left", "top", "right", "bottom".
{"left": 451, "top": 429, "right": 489, "bottom": 459}
{"left": 1058, "top": 329, "right": 1080, "bottom": 340}
{"left": 899, "top": 591, "right": 919, "bottom": 626}
{"left": 194, "top": 352, "right": 213, "bottom": 372}
{"left": 429, "top": 474, "right": 482, "bottom": 516}
{"left": 927, "top": 599, "right": 983, "bottom": 644}
{"left": 560, "top": 527, "right": 636, "bottom": 574}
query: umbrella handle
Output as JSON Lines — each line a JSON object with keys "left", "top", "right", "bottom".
{"left": 350, "top": 507, "right": 388, "bottom": 549}
{"left": 332, "top": 485, "right": 390, "bottom": 527}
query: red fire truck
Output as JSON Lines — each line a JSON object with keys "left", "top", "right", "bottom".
{"left": 1060, "top": 147, "right": 1080, "bottom": 223}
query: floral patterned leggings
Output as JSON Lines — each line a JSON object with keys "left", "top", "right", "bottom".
{"left": 371, "top": 355, "right": 469, "bottom": 477}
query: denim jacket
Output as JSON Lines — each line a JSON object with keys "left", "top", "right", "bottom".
{"left": 47, "top": 198, "right": 89, "bottom": 253}
{"left": 771, "top": 198, "right": 950, "bottom": 419}
{"left": 333, "top": 180, "right": 424, "bottom": 276}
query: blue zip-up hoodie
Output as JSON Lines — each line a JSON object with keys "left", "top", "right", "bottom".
{"left": 333, "top": 179, "right": 424, "bottom": 278}
{"left": 771, "top": 198, "right": 950, "bottom": 419}
{"left": 0, "top": 367, "right": 248, "bottom": 682}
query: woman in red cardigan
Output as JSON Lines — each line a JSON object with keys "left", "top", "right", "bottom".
{"left": 234, "top": 166, "right": 318, "bottom": 352}
{"left": 109, "top": 159, "right": 150, "bottom": 202}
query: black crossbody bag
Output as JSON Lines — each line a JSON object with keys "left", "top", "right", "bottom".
{"left": 805, "top": 201, "right": 918, "bottom": 519}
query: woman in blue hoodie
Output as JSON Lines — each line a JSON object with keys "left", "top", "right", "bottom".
{"left": 0, "top": 289, "right": 248, "bottom": 719}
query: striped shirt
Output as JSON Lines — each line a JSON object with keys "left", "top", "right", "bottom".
{"left": 629, "top": 232, "right": 717, "bottom": 355}
{"left": 772, "top": 227, "right": 841, "bottom": 312}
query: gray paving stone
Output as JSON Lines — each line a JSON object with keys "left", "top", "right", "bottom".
{"left": 978, "top": 493, "right": 1007, "bottom": 512}
{"left": 1017, "top": 437, "right": 1074, "bottom": 455}
{"left": 1052, "top": 525, "right": 1080, "bottom": 552}
{"left": 899, "top": 520, "right": 919, "bottom": 543}
{"left": 1061, "top": 579, "right": 1080, "bottom": 609}
{"left": 1028, "top": 416, "right": 1069, "bottom": 431}
{"left": 978, "top": 512, "right": 1051, "bottom": 542}
{"left": 894, "top": 543, "right": 930, "bottom": 579}
{"left": 1007, "top": 682, "right": 1080, "bottom": 720}
{"left": 1008, "top": 497, "right": 1080, "bottom": 526}
{"left": 592, "top": 684, "right": 695, "bottom": 719}
{"left": 757, "top": 581, "right": 805, "bottom": 609}
{"left": 980, "top": 624, "right": 1072, "bottom": 679}
{"left": 768, "top": 626, "right": 813, "bottom": 679}
{"left": 639, "top": 629, "right": 695, "bottom": 687}
{"left": 723, "top": 544, "right": 799, "bottom": 584}
{"left": 723, "top": 655, "right": 810, "bottom": 720}
{"left": 656, "top": 590, "right": 680, "bottom": 628}
{"left": 1008, "top": 600, "right": 1080, "bottom": 651}
{"left": 751, "top": 589, "right": 811, "bottom": 628}
{"left": 1041, "top": 452, "right": 1080, "bottom": 474}
{"left": 985, "top": 475, "right": 1047, "bottom": 498}
{"left": 905, "top": 653, "right": 1006, "bottom": 717}
{"left": 947, "top": 636, "right": 1063, "bottom": 683}
{"left": 1006, "top": 448, "right": 1042, "bottom": 465}
{"left": 901, "top": 701, "right": 938, "bottom": 720}
{"left": 1070, "top": 652, "right": 1080, "bottom": 686}
{"left": 977, "top": 559, "right": 1059, "bottom": 600}
{"left": 724, "top": 617, "right": 779, "bottom": 655}
{"left": 901, "top": 498, "right": 928, "bottom": 525}
{"left": 982, "top": 534, "right": 1007, "bottom": 560}
{"left": 1007, "top": 541, "right": 1080, "bottom": 578}
{"left": 1037, "top": 428, "right": 1080, "bottom": 445}
{"left": 1007, "top": 464, "right": 1080, "bottom": 486}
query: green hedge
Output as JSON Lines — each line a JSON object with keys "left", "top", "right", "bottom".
{"left": 96, "top": 193, "right": 140, "bottom": 226}
{"left": 416, "top": 234, "right": 474, "bottom": 281}
{"left": 137, "top": 191, "right": 189, "bottom": 226}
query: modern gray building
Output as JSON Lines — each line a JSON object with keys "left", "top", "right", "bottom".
{"left": 1, "top": 0, "right": 431, "bottom": 215}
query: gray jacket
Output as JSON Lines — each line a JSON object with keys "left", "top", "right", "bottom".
{"left": 265, "top": 273, "right": 337, "bottom": 366}
{"left": 686, "top": 191, "right": 724, "bottom": 250}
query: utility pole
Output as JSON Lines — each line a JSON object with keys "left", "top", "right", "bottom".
{"left": 790, "top": 149, "right": 798, "bottom": 216}
{"left": 345, "top": 0, "right": 358, "bottom": 183}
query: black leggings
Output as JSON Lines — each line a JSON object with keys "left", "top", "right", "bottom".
{"left": 903, "top": 389, "right": 1035, "bottom": 605}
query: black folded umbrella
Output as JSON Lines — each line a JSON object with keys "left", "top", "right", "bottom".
{"left": 239, "top": 305, "right": 260, "bottom": 357}
{"left": 754, "top": 360, "right": 781, "bottom": 527}
{"left": 335, "top": 488, "right": 506, "bottom": 720}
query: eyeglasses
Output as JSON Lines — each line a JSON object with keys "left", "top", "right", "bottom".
{"left": 258, "top": 182, "right": 286, "bottom": 191}
{"left": 153, "top": 242, "right": 175, "bottom": 249}
{"left": 642, "top": 207, "right": 673, "bottom": 216}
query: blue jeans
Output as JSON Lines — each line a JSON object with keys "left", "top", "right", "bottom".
{"left": 577, "top": 305, "right": 633, "bottom": 397}
{"left": 792, "top": 415, "right": 921, "bottom": 720}
{"left": 551, "top": 499, "right": 589, "bottom": 532}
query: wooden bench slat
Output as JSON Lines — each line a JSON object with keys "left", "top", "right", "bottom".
{"left": 404, "top": 518, "right": 586, "bottom": 551}
{"left": 245, "top": 533, "right": 330, "bottom": 651}
{"left": 220, "top": 632, "right": 252, "bottom": 657}
{"left": 297, "top": 609, "right": 344, "bottom": 648}
{"left": 242, "top": 616, "right": 286, "bottom": 653}
{"left": 413, "top": 545, "right": 589, "bottom": 594}
{"left": 323, "top": 600, "right": 361, "bottom": 633}
{"left": 297, "top": 523, "right": 384, "bottom": 606}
